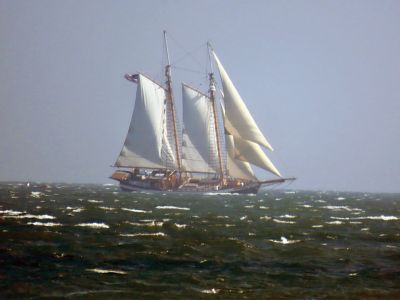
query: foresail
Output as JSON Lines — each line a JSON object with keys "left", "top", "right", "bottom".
{"left": 212, "top": 51, "right": 273, "bottom": 151}
{"left": 181, "top": 84, "right": 218, "bottom": 173}
{"left": 225, "top": 134, "right": 256, "bottom": 180}
{"left": 233, "top": 137, "right": 281, "bottom": 177}
{"left": 115, "top": 74, "right": 170, "bottom": 169}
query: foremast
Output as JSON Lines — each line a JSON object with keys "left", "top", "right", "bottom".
{"left": 163, "top": 31, "right": 182, "bottom": 174}
{"left": 207, "top": 42, "right": 224, "bottom": 182}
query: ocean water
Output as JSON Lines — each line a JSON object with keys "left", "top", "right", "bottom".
{"left": 1, "top": 183, "right": 399, "bottom": 299}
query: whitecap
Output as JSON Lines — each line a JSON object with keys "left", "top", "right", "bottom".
{"left": 278, "top": 214, "right": 296, "bottom": 219}
{"left": 363, "top": 215, "right": 398, "bottom": 221}
{"left": 301, "top": 205, "right": 312, "bottom": 208}
{"left": 323, "top": 205, "right": 363, "bottom": 212}
{"left": 0, "top": 209, "right": 25, "bottom": 216}
{"left": 88, "top": 199, "right": 103, "bottom": 203}
{"left": 30, "top": 191, "right": 43, "bottom": 198}
{"left": 121, "top": 208, "right": 152, "bottom": 213}
{"left": 155, "top": 206, "right": 190, "bottom": 211}
{"left": 86, "top": 268, "right": 126, "bottom": 275}
{"left": 326, "top": 221, "right": 343, "bottom": 225}
{"left": 244, "top": 205, "right": 254, "bottom": 208}
{"left": 216, "top": 215, "right": 229, "bottom": 219}
{"left": 240, "top": 216, "right": 247, "bottom": 221}
{"left": 336, "top": 197, "right": 346, "bottom": 201}
{"left": 269, "top": 236, "right": 300, "bottom": 244}
{"left": 99, "top": 206, "right": 115, "bottom": 211}
{"left": 312, "top": 225, "right": 324, "bottom": 228}
{"left": 174, "top": 223, "right": 187, "bottom": 229}
{"left": 125, "top": 221, "right": 163, "bottom": 227}
{"left": 201, "top": 288, "right": 219, "bottom": 294}
{"left": 76, "top": 222, "right": 109, "bottom": 229}
{"left": 27, "top": 222, "right": 62, "bottom": 227}
{"left": 3, "top": 213, "right": 55, "bottom": 220}
{"left": 259, "top": 206, "right": 269, "bottom": 210}
{"left": 273, "top": 219, "right": 295, "bottom": 224}
{"left": 331, "top": 215, "right": 398, "bottom": 221}
{"left": 120, "top": 232, "right": 166, "bottom": 237}
{"left": 65, "top": 207, "right": 85, "bottom": 213}
{"left": 260, "top": 216, "right": 271, "bottom": 220}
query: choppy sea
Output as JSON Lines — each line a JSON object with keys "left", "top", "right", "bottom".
{"left": 0, "top": 182, "right": 399, "bottom": 299}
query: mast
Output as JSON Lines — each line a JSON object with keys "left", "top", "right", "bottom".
{"left": 163, "top": 30, "right": 181, "bottom": 173}
{"left": 207, "top": 42, "right": 224, "bottom": 181}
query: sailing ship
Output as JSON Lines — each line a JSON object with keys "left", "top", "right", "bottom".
{"left": 111, "top": 32, "right": 295, "bottom": 194}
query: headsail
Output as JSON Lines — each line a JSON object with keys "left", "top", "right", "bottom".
{"left": 232, "top": 137, "right": 281, "bottom": 177}
{"left": 115, "top": 74, "right": 176, "bottom": 169}
{"left": 212, "top": 51, "right": 273, "bottom": 151}
{"left": 220, "top": 96, "right": 281, "bottom": 178}
{"left": 225, "top": 133, "right": 256, "bottom": 180}
{"left": 181, "top": 84, "right": 218, "bottom": 173}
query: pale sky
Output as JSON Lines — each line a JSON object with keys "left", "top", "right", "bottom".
{"left": 0, "top": 0, "right": 399, "bottom": 192}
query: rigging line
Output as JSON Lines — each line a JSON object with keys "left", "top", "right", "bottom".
{"left": 171, "top": 66, "right": 204, "bottom": 74}
{"left": 166, "top": 33, "right": 207, "bottom": 68}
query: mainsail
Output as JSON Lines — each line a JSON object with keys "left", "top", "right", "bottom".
{"left": 181, "top": 84, "right": 218, "bottom": 173}
{"left": 212, "top": 52, "right": 273, "bottom": 151}
{"left": 115, "top": 74, "right": 176, "bottom": 169}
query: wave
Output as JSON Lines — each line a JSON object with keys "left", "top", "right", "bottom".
{"left": 269, "top": 236, "right": 301, "bottom": 244}
{"left": 331, "top": 215, "right": 398, "bottom": 221}
{"left": 125, "top": 221, "right": 163, "bottom": 227}
{"left": 27, "top": 222, "right": 62, "bottom": 227}
{"left": 30, "top": 191, "right": 44, "bottom": 198}
{"left": 323, "top": 205, "right": 364, "bottom": 212}
{"left": 326, "top": 221, "right": 343, "bottom": 225}
{"left": 121, "top": 208, "right": 152, "bottom": 213}
{"left": 155, "top": 206, "right": 190, "bottom": 211}
{"left": 88, "top": 199, "right": 103, "bottom": 203}
{"left": 174, "top": 223, "right": 187, "bottom": 229}
{"left": 86, "top": 268, "right": 126, "bottom": 275}
{"left": 273, "top": 219, "right": 295, "bottom": 224}
{"left": 120, "top": 232, "right": 166, "bottom": 237}
{"left": 2, "top": 213, "right": 55, "bottom": 220}
{"left": 99, "top": 206, "right": 115, "bottom": 211}
{"left": 76, "top": 222, "right": 109, "bottom": 229}
{"left": 278, "top": 214, "right": 296, "bottom": 219}
{"left": 0, "top": 209, "right": 25, "bottom": 216}
{"left": 65, "top": 207, "right": 85, "bottom": 213}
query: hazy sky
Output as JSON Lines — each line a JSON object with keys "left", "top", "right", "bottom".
{"left": 1, "top": 0, "right": 399, "bottom": 192}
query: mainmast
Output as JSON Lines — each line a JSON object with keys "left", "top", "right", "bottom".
{"left": 163, "top": 31, "right": 181, "bottom": 172}
{"left": 207, "top": 42, "right": 224, "bottom": 181}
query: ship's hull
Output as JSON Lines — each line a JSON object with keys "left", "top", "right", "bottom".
{"left": 119, "top": 181, "right": 261, "bottom": 194}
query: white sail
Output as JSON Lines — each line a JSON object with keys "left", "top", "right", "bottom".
{"left": 181, "top": 84, "right": 218, "bottom": 173}
{"left": 212, "top": 51, "right": 273, "bottom": 151}
{"left": 115, "top": 74, "right": 171, "bottom": 169}
{"left": 233, "top": 137, "right": 281, "bottom": 177}
{"left": 225, "top": 134, "right": 256, "bottom": 180}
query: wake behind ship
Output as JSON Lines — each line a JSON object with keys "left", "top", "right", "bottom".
{"left": 111, "top": 32, "right": 294, "bottom": 193}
